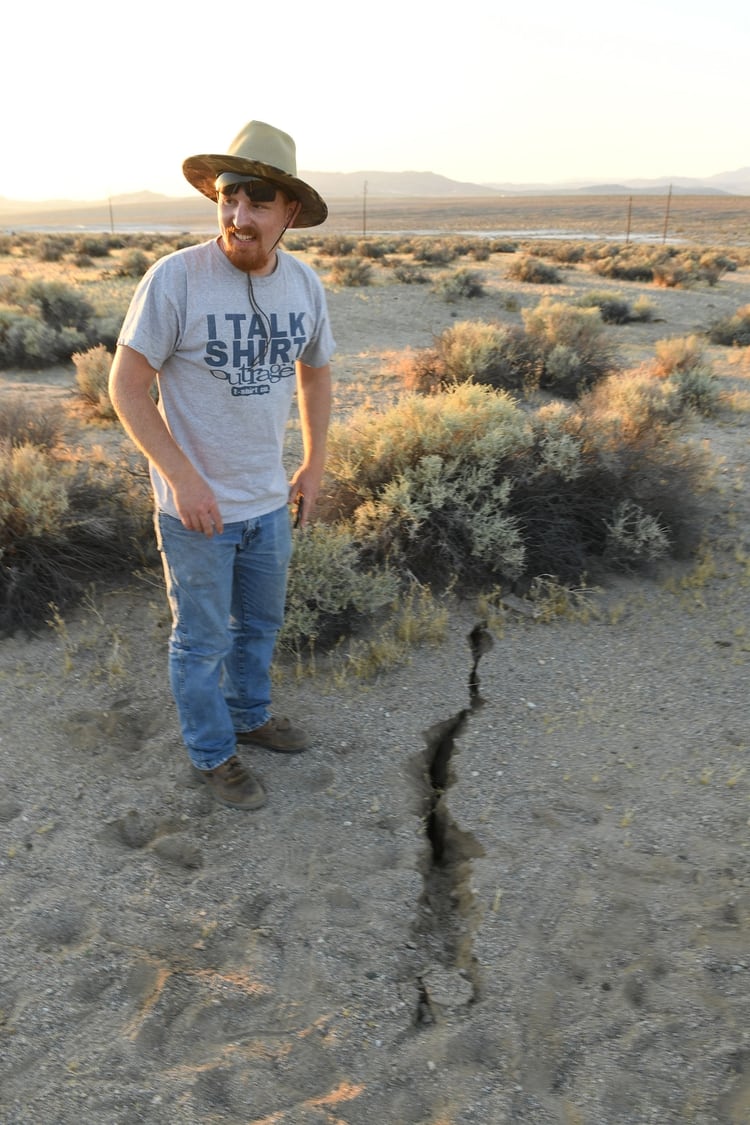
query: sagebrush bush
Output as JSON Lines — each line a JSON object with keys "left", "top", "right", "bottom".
{"left": 328, "top": 257, "right": 372, "bottom": 287}
{"left": 36, "top": 237, "right": 69, "bottom": 263}
{"left": 0, "top": 394, "right": 66, "bottom": 450}
{"left": 591, "top": 246, "right": 660, "bottom": 283}
{"left": 280, "top": 524, "right": 399, "bottom": 654}
{"left": 390, "top": 260, "right": 429, "bottom": 284}
{"left": 0, "top": 445, "right": 155, "bottom": 635}
{"left": 116, "top": 249, "right": 151, "bottom": 278}
{"left": 0, "top": 441, "right": 71, "bottom": 539}
{"left": 437, "top": 320, "right": 539, "bottom": 392}
{"left": 317, "top": 235, "right": 357, "bottom": 257}
{"left": 395, "top": 346, "right": 446, "bottom": 394}
{"left": 324, "top": 385, "right": 530, "bottom": 585}
{"left": 0, "top": 311, "right": 87, "bottom": 369}
{"left": 397, "top": 303, "right": 617, "bottom": 398}
{"left": 467, "top": 242, "right": 491, "bottom": 261}
{"left": 668, "top": 366, "right": 721, "bottom": 416}
{"left": 0, "top": 279, "right": 99, "bottom": 368}
{"left": 435, "top": 321, "right": 507, "bottom": 385}
{"left": 592, "top": 246, "right": 731, "bottom": 289}
{"left": 604, "top": 499, "right": 671, "bottom": 568}
{"left": 630, "top": 295, "right": 657, "bottom": 322}
{"left": 73, "top": 344, "right": 116, "bottom": 419}
{"left": 709, "top": 304, "right": 750, "bottom": 347}
{"left": 653, "top": 335, "right": 706, "bottom": 377}
{"left": 431, "top": 269, "right": 484, "bottom": 302}
{"left": 73, "top": 235, "right": 111, "bottom": 259}
{"left": 576, "top": 374, "right": 708, "bottom": 557}
{"left": 576, "top": 290, "right": 632, "bottom": 324}
{"left": 508, "top": 256, "right": 561, "bottom": 284}
{"left": 522, "top": 298, "right": 616, "bottom": 396}
{"left": 321, "top": 377, "right": 708, "bottom": 592}
{"left": 411, "top": 239, "right": 462, "bottom": 265}
{"left": 325, "top": 383, "right": 532, "bottom": 514}
{"left": 581, "top": 368, "right": 683, "bottom": 436}
{"left": 26, "top": 280, "right": 95, "bottom": 333}
{"left": 356, "top": 240, "right": 387, "bottom": 260}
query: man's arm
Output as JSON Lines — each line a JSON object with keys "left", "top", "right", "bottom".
{"left": 109, "top": 344, "right": 223, "bottom": 536}
{"left": 289, "top": 361, "right": 332, "bottom": 526}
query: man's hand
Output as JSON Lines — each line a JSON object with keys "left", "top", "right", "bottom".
{"left": 288, "top": 470, "right": 321, "bottom": 529}
{"left": 172, "top": 472, "right": 224, "bottom": 537}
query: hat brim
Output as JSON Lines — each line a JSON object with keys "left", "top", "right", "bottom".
{"left": 182, "top": 154, "right": 327, "bottom": 228}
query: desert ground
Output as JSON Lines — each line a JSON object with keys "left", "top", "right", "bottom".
{"left": 1, "top": 204, "right": 749, "bottom": 1124}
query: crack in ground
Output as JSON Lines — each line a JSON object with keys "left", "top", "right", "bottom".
{"left": 411, "top": 623, "right": 493, "bottom": 1027}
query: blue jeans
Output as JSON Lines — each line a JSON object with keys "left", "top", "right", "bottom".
{"left": 155, "top": 507, "right": 292, "bottom": 771}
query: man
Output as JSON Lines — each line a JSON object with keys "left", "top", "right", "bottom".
{"left": 109, "top": 120, "right": 334, "bottom": 811}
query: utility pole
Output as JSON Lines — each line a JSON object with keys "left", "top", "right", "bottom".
{"left": 662, "top": 184, "right": 673, "bottom": 245}
{"left": 362, "top": 180, "right": 368, "bottom": 239}
{"left": 625, "top": 196, "right": 632, "bottom": 244}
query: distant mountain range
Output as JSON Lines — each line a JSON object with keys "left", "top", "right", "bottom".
{"left": 308, "top": 166, "right": 750, "bottom": 198}
{"left": 2, "top": 166, "right": 749, "bottom": 212}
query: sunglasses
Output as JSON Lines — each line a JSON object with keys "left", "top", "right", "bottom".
{"left": 214, "top": 172, "right": 278, "bottom": 203}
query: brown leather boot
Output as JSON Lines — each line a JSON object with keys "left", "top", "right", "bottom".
{"left": 196, "top": 755, "right": 266, "bottom": 810}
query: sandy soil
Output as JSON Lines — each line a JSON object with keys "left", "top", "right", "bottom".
{"left": 1, "top": 242, "right": 749, "bottom": 1124}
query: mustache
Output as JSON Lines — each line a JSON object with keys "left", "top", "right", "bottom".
{"left": 228, "top": 224, "right": 258, "bottom": 236}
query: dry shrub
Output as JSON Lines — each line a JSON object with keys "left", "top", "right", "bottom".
{"left": 328, "top": 257, "right": 372, "bottom": 287}
{"left": 508, "top": 255, "right": 561, "bottom": 284}
{"left": 0, "top": 441, "right": 71, "bottom": 539}
{"left": 575, "top": 290, "right": 633, "bottom": 324}
{"left": 431, "top": 269, "right": 485, "bottom": 302}
{"left": 389, "top": 260, "right": 429, "bottom": 285}
{"left": 581, "top": 367, "right": 683, "bottom": 436}
{"left": 522, "top": 298, "right": 617, "bottom": 395}
{"left": 323, "top": 383, "right": 530, "bottom": 586}
{"left": 396, "top": 321, "right": 537, "bottom": 395}
{"left": 281, "top": 524, "right": 399, "bottom": 654}
{"left": 321, "top": 377, "right": 708, "bottom": 591}
{"left": 650, "top": 336, "right": 720, "bottom": 415}
{"left": 709, "top": 304, "right": 750, "bottom": 347}
{"left": 0, "top": 394, "right": 66, "bottom": 450}
{"left": 577, "top": 371, "right": 709, "bottom": 558}
{"left": 0, "top": 428, "right": 155, "bottom": 635}
{"left": 73, "top": 344, "right": 116, "bottom": 419}
{"left": 395, "top": 346, "right": 446, "bottom": 394}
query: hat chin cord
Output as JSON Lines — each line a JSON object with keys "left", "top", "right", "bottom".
{"left": 241, "top": 202, "right": 297, "bottom": 369}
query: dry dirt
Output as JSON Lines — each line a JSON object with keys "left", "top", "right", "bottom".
{"left": 1, "top": 238, "right": 749, "bottom": 1124}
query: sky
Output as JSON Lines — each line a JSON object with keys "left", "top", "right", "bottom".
{"left": 3, "top": 0, "right": 749, "bottom": 202}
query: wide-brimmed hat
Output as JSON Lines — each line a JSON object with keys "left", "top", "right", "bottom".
{"left": 182, "top": 120, "right": 327, "bottom": 228}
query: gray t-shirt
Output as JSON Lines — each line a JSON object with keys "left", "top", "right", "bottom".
{"left": 118, "top": 239, "right": 335, "bottom": 522}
